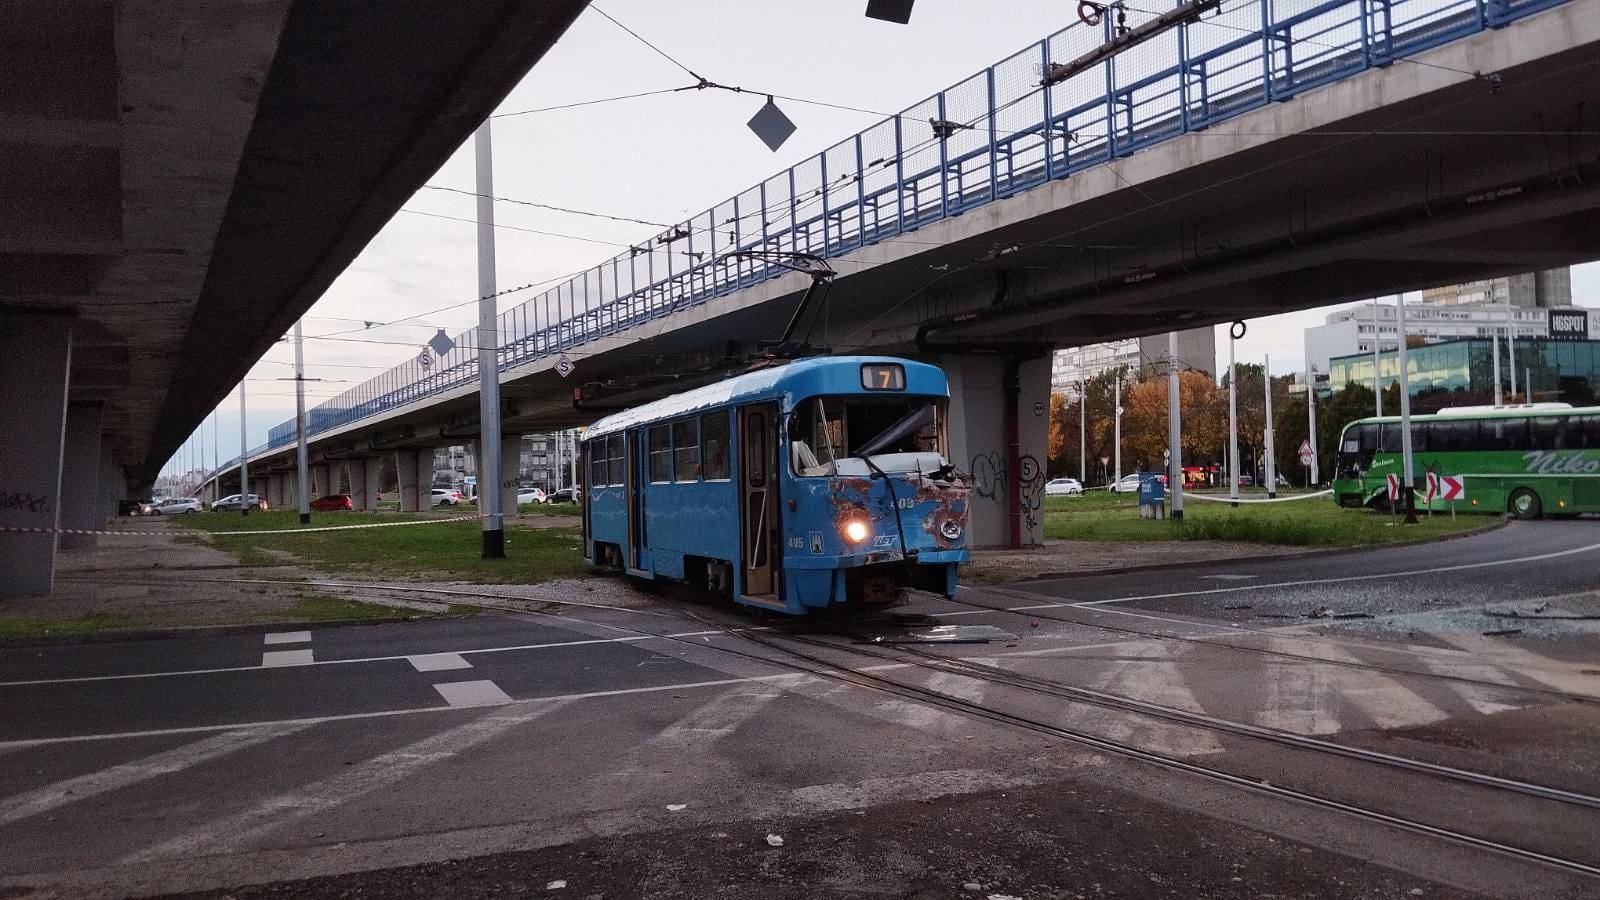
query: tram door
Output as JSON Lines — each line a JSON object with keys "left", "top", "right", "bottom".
{"left": 738, "top": 403, "right": 778, "bottom": 596}
{"left": 626, "top": 428, "right": 644, "bottom": 569}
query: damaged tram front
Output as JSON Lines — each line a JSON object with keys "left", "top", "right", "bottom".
{"left": 581, "top": 356, "right": 971, "bottom": 615}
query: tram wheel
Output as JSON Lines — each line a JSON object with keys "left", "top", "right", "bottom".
{"left": 1507, "top": 488, "right": 1542, "bottom": 520}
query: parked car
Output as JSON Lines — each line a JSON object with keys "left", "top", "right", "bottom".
{"left": 1109, "top": 473, "right": 1167, "bottom": 493}
{"left": 120, "top": 498, "right": 154, "bottom": 517}
{"left": 149, "top": 497, "right": 201, "bottom": 515}
{"left": 212, "top": 493, "right": 266, "bottom": 512}
{"left": 517, "top": 487, "right": 547, "bottom": 505}
{"left": 429, "top": 488, "right": 461, "bottom": 508}
{"left": 309, "top": 493, "right": 353, "bottom": 511}
{"left": 1044, "top": 477, "right": 1083, "bottom": 496}
{"left": 547, "top": 487, "right": 582, "bottom": 504}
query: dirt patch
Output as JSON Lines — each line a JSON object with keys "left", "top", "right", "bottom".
{"left": 164, "top": 774, "right": 1480, "bottom": 900}
{"left": 963, "top": 539, "right": 1299, "bottom": 583}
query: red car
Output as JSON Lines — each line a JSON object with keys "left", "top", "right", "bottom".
{"left": 309, "top": 493, "right": 353, "bottom": 511}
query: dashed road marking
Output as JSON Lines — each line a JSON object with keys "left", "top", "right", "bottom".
{"left": 408, "top": 653, "right": 472, "bottom": 672}
{"left": 433, "top": 680, "right": 513, "bottom": 708}
{"left": 263, "top": 631, "right": 311, "bottom": 645}
{"left": 261, "top": 649, "right": 314, "bottom": 668}
{"left": 0, "top": 724, "right": 310, "bottom": 827}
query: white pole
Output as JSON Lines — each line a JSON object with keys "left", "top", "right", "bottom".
{"left": 1526, "top": 366, "right": 1532, "bottom": 403}
{"left": 1113, "top": 371, "right": 1122, "bottom": 487}
{"left": 1396, "top": 294, "right": 1417, "bottom": 523}
{"left": 1372, "top": 298, "right": 1383, "bottom": 418}
{"left": 1228, "top": 335, "right": 1239, "bottom": 506}
{"left": 1507, "top": 309, "right": 1518, "bottom": 402}
{"left": 1491, "top": 315, "right": 1502, "bottom": 407}
{"left": 294, "top": 319, "right": 311, "bottom": 524}
{"left": 474, "top": 120, "right": 505, "bottom": 559}
{"left": 1307, "top": 365, "right": 1320, "bottom": 485}
{"left": 1167, "top": 332, "right": 1183, "bottom": 520}
{"left": 1078, "top": 379, "right": 1086, "bottom": 484}
{"left": 569, "top": 428, "right": 579, "bottom": 496}
{"left": 238, "top": 382, "right": 249, "bottom": 517}
{"left": 1264, "top": 353, "right": 1276, "bottom": 499}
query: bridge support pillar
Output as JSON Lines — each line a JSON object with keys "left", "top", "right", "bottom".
{"left": 311, "top": 464, "right": 332, "bottom": 499}
{"left": 270, "top": 474, "right": 286, "bottom": 509}
{"left": 940, "top": 354, "right": 1050, "bottom": 550}
{"left": 354, "top": 457, "right": 382, "bottom": 511}
{"left": 0, "top": 311, "right": 73, "bottom": 598}
{"left": 59, "top": 403, "right": 104, "bottom": 550}
{"left": 396, "top": 450, "right": 424, "bottom": 512}
{"left": 98, "top": 446, "right": 125, "bottom": 524}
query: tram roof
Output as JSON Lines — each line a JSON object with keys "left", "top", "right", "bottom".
{"left": 582, "top": 356, "right": 948, "bottom": 440}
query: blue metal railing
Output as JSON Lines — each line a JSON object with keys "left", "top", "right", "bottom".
{"left": 252, "top": 0, "right": 1567, "bottom": 460}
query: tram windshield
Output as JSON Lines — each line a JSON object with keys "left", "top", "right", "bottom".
{"left": 789, "top": 396, "right": 947, "bottom": 477}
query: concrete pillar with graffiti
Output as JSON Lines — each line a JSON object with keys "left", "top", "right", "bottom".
{"left": 939, "top": 354, "right": 1050, "bottom": 549}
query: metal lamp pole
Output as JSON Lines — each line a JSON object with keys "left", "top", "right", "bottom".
{"left": 1307, "top": 365, "right": 1320, "bottom": 485}
{"left": 1506, "top": 306, "right": 1518, "bottom": 402}
{"left": 1228, "top": 329, "right": 1239, "bottom": 507}
{"left": 1078, "top": 378, "right": 1086, "bottom": 485}
{"left": 1263, "top": 353, "right": 1276, "bottom": 499}
{"left": 1396, "top": 294, "right": 1417, "bottom": 524}
{"left": 1166, "top": 332, "right": 1183, "bottom": 521}
{"left": 1112, "top": 371, "right": 1122, "bottom": 487}
{"left": 1372, "top": 298, "right": 1383, "bottom": 418}
{"left": 475, "top": 120, "right": 505, "bottom": 559}
{"left": 294, "top": 319, "right": 311, "bottom": 524}
{"left": 238, "top": 382, "right": 249, "bottom": 516}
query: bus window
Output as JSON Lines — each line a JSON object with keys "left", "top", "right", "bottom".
{"left": 1481, "top": 417, "right": 1528, "bottom": 451}
{"left": 1530, "top": 416, "right": 1566, "bottom": 450}
{"left": 1579, "top": 415, "right": 1600, "bottom": 449}
{"left": 607, "top": 434, "right": 624, "bottom": 486}
{"left": 648, "top": 424, "right": 671, "bottom": 483}
{"left": 1410, "top": 422, "right": 1432, "bottom": 453}
{"left": 1432, "top": 419, "right": 1476, "bottom": 452}
{"left": 701, "top": 411, "right": 730, "bottom": 480}
{"left": 673, "top": 418, "right": 700, "bottom": 481}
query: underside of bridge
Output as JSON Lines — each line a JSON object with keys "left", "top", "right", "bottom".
{"left": 215, "top": 0, "right": 1599, "bottom": 552}
{"left": 0, "top": 0, "right": 589, "bottom": 597}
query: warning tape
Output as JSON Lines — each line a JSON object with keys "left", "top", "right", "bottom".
{"left": 1182, "top": 489, "right": 1334, "bottom": 503}
{"left": 0, "top": 515, "right": 482, "bottom": 537}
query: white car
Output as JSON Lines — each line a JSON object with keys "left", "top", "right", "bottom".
{"left": 430, "top": 488, "right": 461, "bottom": 508}
{"left": 1109, "top": 473, "right": 1167, "bottom": 493}
{"left": 517, "top": 488, "right": 547, "bottom": 505}
{"left": 211, "top": 493, "right": 266, "bottom": 512}
{"left": 1044, "top": 477, "right": 1083, "bottom": 496}
{"left": 150, "top": 497, "right": 201, "bottom": 515}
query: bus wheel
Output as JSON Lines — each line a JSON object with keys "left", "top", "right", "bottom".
{"left": 1508, "top": 489, "right": 1542, "bottom": 520}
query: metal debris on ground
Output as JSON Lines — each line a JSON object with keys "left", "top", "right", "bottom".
{"left": 766, "top": 834, "right": 785, "bottom": 847}
{"left": 1483, "top": 606, "right": 1600, "bottom": 621}
{"left": 546, "top": 880, "right": 566, "bottom": 890}
{"left": 1482, "top": 628, "right": 1523, "bottom": 637}
{"left": 1331, "top": 612, "right": 1374, "bottom": 620}
{"left": 1222, "top": 604, "right": 1252, "bottom": 610}
{"left": 861, "top": 624, "right": 1019, "bottom": 644}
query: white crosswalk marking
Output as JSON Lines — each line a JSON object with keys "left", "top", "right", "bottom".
{"left": 1427, "top": 632, "right": 1600, "bottom": 697}
{"left": 1257, "top": 645, "right": 1342, "bottom": 735}
{"left": 1306, "top": 643, "right": 1448, "bottom": 731}
{"left": 1424, "top": 659, "right": 1524, "bottom": 716}
{"left": 409, "top": 653, "right": 472, "bottom": 672}
{"left": 123, "top": 703, "right": 567, "bottom": 862}
{"left": 263, "top": 631, "right": 311, "bottom": 645}
{"left": 1058, "top": 642, "right": 1224, "bottom": 757}
{"left": 646, "top": 684, "right": 790, "bottom": 751}
{"left": 261, "top": 649, "right": 313, "bottom": 667}
{"left": 433, "top": 679, "right": 512, "bottom": 708}
{"left": 0, "top": 725, "right": 310, "bottom": 828}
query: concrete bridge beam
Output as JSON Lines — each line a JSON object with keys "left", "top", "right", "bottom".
{"left": 939, "top": 354, "right": 1050, "bottom": 550}
{"left": 396, "top": 450, "right": 424, "bottom": 512}
{"left": 58, "top": 404, "right": 104, "bottom": 551}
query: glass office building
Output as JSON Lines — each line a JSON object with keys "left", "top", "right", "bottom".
{"left": 1327, "top": 338, "right": 1600, "bottom": 410}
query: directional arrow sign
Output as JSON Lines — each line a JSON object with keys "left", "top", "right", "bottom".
{"left": 1438, "top": 475, "right": 1465, "bottom": 501}
{"left": 1424, "top": 471, "right": 1438, "bottom": 504}
{"left": 1385, "top": 473, "right": 1399, "bottom": 502}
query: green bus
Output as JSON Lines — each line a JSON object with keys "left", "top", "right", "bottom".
{"left": 1332, "top": 405, "right": 1600, "bottom": 519}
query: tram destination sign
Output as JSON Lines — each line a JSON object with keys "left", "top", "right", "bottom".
{"left": 1548, "top": 309, "right": 1589, "bottom": 342}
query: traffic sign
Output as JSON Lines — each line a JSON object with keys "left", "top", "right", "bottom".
{"left": 427, "top": 329, "right": 455, "bottom": 357}
{"left": 417, "top": 348, "right": 432, "bottom": 370}
{"left": 1385, "top": 473, "right": 1399, "bottom": 502}
{"left": 555, "top": 354, "right": 575, "bottom": 378}
{"left": 1297, "top": 439, "right": 1313, "bottom": 466}
{"left": 1424, "top": 471, "right": 1438, "bottom": 504}
{"left": 1437, "top": 475, "right": 1465, "bottom": 501}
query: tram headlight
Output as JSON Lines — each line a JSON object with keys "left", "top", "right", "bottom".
{"left": 841, "top": 518, "right": 870, "bottom": 544}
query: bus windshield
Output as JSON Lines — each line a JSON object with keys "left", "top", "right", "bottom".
{"left": 789, "top": 396, "right": 946, "bottom": 476}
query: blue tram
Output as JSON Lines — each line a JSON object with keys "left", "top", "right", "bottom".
{"left": 580, "top": 356, "right": 971, "bottom": 615}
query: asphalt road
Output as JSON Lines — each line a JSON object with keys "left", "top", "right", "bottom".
{"left": 2, "top": 521, "right": 1598, "bottom": 899}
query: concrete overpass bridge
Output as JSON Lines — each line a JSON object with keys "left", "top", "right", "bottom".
{"left": 210, "top": 0, "right": 1600, "bottom": 550}
{"left": 0, "top": 0, "right": 589, "bottom": 597}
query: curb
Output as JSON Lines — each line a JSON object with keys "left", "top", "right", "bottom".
{"left": 972, "top": 516, "right": 1510, "bottom": 586}
{"left": 0, "top": 611, "right": 473, "bottom": 649}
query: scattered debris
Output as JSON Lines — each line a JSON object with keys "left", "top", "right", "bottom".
{"left": 766, "top": 834, "right": 785, "bottom": 848}
{"left": 666, "top": 804, "right": 687, "bottom": 812}
{"left": 1482, "top": 628, "right": 1522, "bottom": 637}
{"left": 546, "top": 880, "right": 567, "bottom": 891}
{"left": 1222, "top": 604, "right": 1252, "bottom": 610}
{"left": 1331, "top": 612, "right": 1373, "bottom": 620}
{"left": 857, "top": 624, "right": 1018, "bottom": 645}
{"left": 987, "top": 894, "right": 1024, "bottom": 900}
{"left": 1256, "top": 613, "right": 1298, "bottom": 619}
{"left": 1307, "top": 606, "right": 1331, "bottom": 618}
{"left": 1484, "top": 607, "right": 1600, "bottom": 621}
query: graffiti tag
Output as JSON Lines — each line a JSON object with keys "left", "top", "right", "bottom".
{"left": 969, "top": 451, "right": 1006, "bottom": 501}
{"left": 0, "top": 492, "right": 52, "bottom": 515}
{"left": 1017, "top": 455, "right": 1046, "bottom": 533}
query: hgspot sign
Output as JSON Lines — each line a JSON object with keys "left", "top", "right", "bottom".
{"left": 1549, "top": 308, "right": 1589, "bottom": 342}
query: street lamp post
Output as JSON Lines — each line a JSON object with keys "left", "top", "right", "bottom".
{"left": 1166, "top": 332, "right": 1183, "bottom": 521}
{"left": 1396, "top": 294, "right": 1418, "bottom": 524}
{"left": 238, "top": 382, "right": 249, "bottom": 517}
{"left": 1307, "top": 365, "right": 1320, "bottom": 486}
{"left": 1372, "top": 298, "right": 1383, "bottom": 418}
{"left": 474, "top": 120, "right": 505, "bottom": 559}
{"left": 1078, "top": 377, "right": 1086, "bottom": 485}
{"left": 1228, "top": 326, "right": 1239, "bottom": 507}
{"left": 294, "top": 319, "right": 311, "bottom": 525}
{"left": 1263, "top": 353, "right": 1276, "bottom": 499}
{"left": 1112, "top": 371, "right": 1122, "bottom": 487}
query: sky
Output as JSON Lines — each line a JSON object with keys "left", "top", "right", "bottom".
{"left": 166, "top": 0, "right": 1600, "bottom": 476}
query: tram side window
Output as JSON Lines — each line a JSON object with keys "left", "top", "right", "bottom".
{"left": 607, "top": 434, "right": 624, "bottom": 486}
{"left": 673, "top": 418, "right": 700, "bottom": 481}
{"left": 648, "top": 424, "right": 672, "bottom": 483}
{"left": 701, "top": 411, "right": 730, "bottom": 480}
{"left": 589, "top": 441, "right": 608, "bottom": 487}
